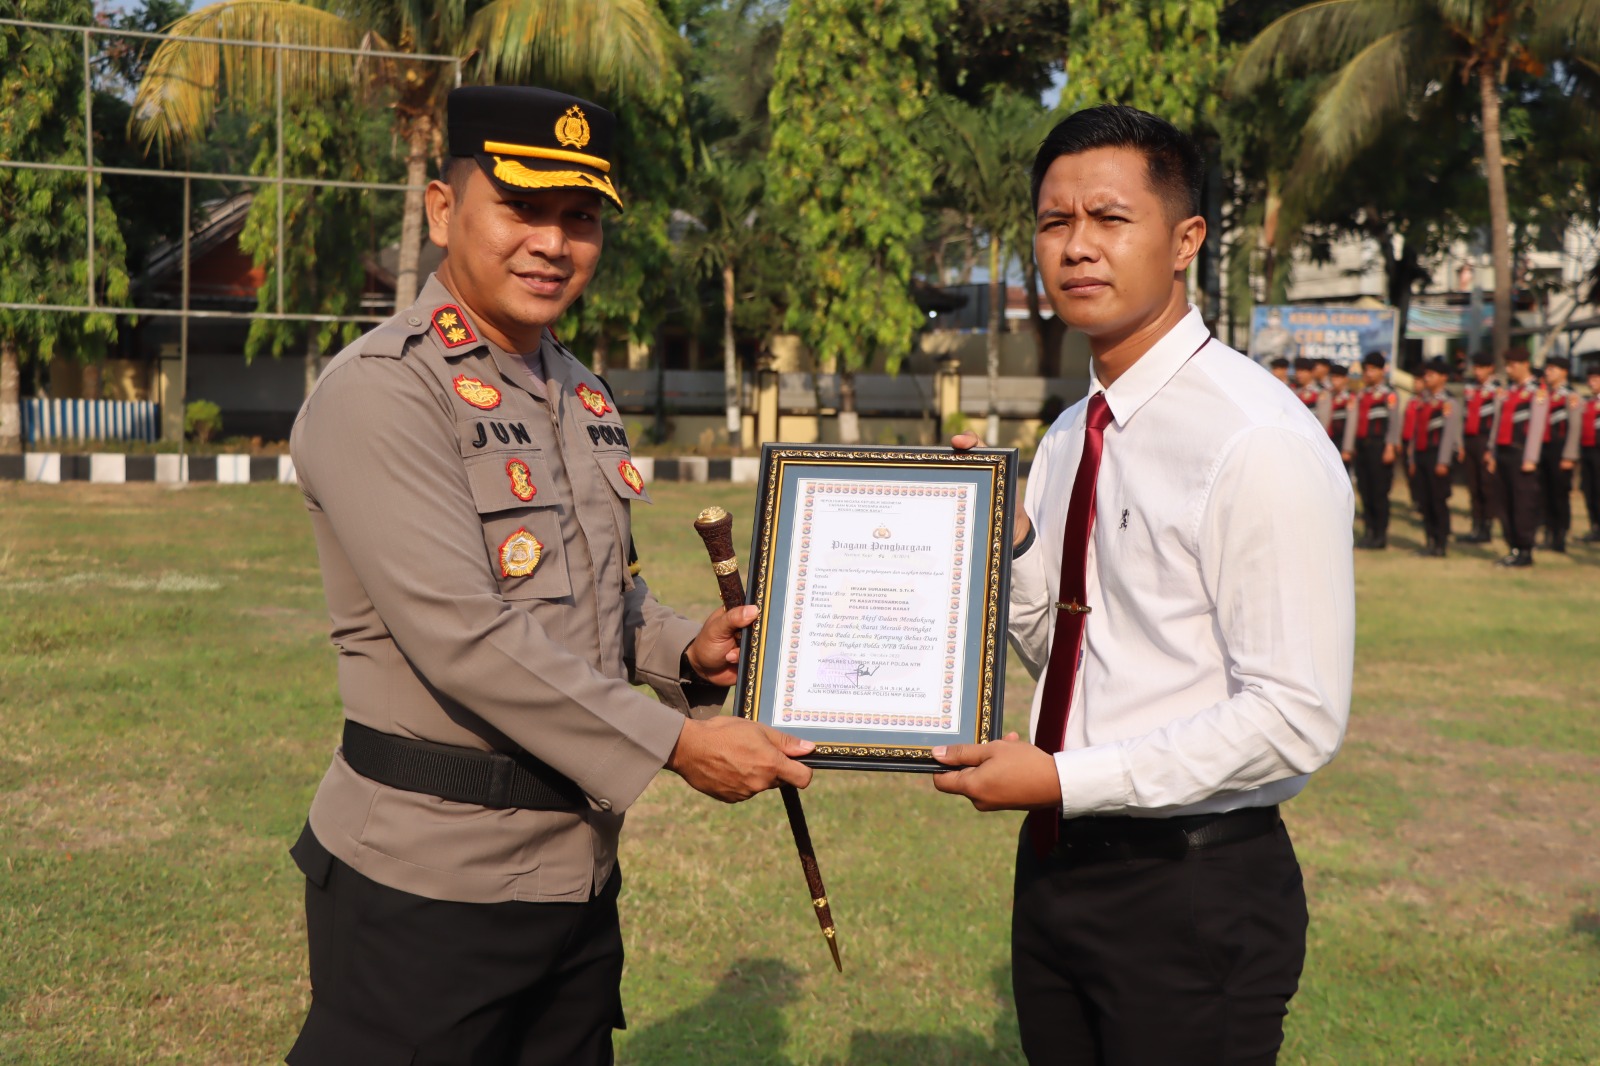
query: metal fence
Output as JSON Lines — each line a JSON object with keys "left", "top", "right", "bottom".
{"left": 21, "top": 397, "right": 160, "bottom": 445}
{"left": 0, "top": 17, "right": 463, "bottom": 451}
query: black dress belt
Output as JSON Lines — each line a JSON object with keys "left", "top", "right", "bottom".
{"left": 1052, "top": 805, "right": 1281, "bottom": 862}
{"left": 341, "top": 720, "right": 588, "bottom": 812}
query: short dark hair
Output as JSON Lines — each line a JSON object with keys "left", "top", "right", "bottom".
{"left": 1031, "top": 105, "right": 1204, "bottom": 221}
{"left": 1330, "top": 362, "right": 1350, "bottom": 377}
{"left": 1504, "top": 346, "right": 1530, "bottom": 363}
{"left": 1547, "top": 355, "right": 1571, "bottom": 372}
{"left": 1362, "top": 351, "right": 1387, "bottom": 369}
{"left": 445, "top": 156, "right": 477, "bottom": 195}
{"left": 1269, "top": 357, "right": 1290, "bottom": 370}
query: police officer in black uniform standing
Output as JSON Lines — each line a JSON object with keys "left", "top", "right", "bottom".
{"left": 1458, "top": 351, "right": 1501, "bottom": 543}
{"left": 1407, "top": 358, "right": 1462, "bottom": 557}
{"left": 1537, "top": 356, "right": 1580, "bottom": 552}
{"left": 1483, "top": 347, "right": 1550, "bottom": 567}
{"left": 1342, "top": 351, "right": 1402, "bottom": 549}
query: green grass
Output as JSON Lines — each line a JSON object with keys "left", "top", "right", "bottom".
{"left": 1, "top": 481, "right": 1597, "bottom": 1064}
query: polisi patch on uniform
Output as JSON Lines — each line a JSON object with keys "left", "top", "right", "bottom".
{"left": 433, "top": 305, "right": 477, "bottom": 348}
{"left": 506, "top": 458, "right": 537, "bottom": 502}
{"left": 618, "top": 460, "right": 644, "bottom": 495}
{"left": 453, "top": 375, "right": 502, "bottom": 411}
{"left": 498, "top": 527, "right": 543, "bottom": 578}
{"left": 587, "top": 424, "right": 628, "bottom": 448}
{"left": 575, "top": 383, "right": 611, "bottom": 417}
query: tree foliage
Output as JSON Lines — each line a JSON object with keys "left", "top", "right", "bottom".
{"left": 1064, "top": 0, "right": 1226, "bottom": 132}
{"left": 768, "top": 0, "right": 954, "bottom": 382}
{"left": 0, "top": 0, "right": 130, "bottom": 362}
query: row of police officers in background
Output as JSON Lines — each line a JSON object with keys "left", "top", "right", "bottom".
{"left": 1267, "top": 348, "right": 1599, "bottom": 567}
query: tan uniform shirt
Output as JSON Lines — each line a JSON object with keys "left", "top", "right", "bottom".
{"left": 290, "top": 275, "right": 725, "bottom": 904}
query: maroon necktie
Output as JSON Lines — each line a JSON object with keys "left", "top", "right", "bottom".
{"left": 1027, "top": 392, "right": 1114, "bottom": 857}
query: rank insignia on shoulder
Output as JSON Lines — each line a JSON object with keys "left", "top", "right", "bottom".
{"left": 506, "top": 458, "right": 536, "bottom": 502}
{"left": 618, "top": 459, "right": 644, "bottom": 494}
{"left": 576, "top": 383, "right": 611, "bottom": 417}
{"left": 454, "top": 374, "right": 502, "bottom": 410}
{"left": 432, "top": 305, "right": 477, "bottom": 348}
{"left": 498, "top": 527, "right": 543, "bottom": 578}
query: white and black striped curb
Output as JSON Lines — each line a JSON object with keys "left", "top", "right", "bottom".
{"left": 0, "top": 454, "right": 772, "bottom": 485}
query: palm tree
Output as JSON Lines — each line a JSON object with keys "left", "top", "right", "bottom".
{"left": 921, "top": 91, "right": 1056, "bottom": 442}
{"left": 131, "top": 0, "right": 676, "bottom": 309}
{"left": 1231, "top": 0, "right": 1600, "bottom": 364}
{"left": 679, "top": 147, "right": 765, "bottom": 442}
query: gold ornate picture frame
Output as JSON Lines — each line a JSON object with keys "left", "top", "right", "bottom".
{"left": 735, "top": 444, "right": 1015, "bottom": 772}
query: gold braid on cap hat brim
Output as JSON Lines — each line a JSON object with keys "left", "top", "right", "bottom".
{"left": 492, "top": 157, "right": 623, "bottom": 209}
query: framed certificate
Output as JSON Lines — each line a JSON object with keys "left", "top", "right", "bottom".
{"left": 735, "top": 444, "right": 1016, "bottom": 772}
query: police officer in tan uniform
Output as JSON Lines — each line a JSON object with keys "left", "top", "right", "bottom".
{"left": 285, "top": 87, "right": 813, "bottom": 1064}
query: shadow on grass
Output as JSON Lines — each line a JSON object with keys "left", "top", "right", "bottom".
{"left": 622, "top": 961, "right": 1023, "bottom": 1065}
{"left": 1571, "top": 909, "right": 1600, "bottom": 948}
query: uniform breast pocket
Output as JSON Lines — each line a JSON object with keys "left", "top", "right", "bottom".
{"left": 592, "top": 451, "right": 649, "bottom": 590}
{"left": 464, "top": 453, "right": 572, "bottom": 603}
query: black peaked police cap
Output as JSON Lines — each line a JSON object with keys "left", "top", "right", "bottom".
{"left": 447, "top": 86, "right": 623, "bottom": 211}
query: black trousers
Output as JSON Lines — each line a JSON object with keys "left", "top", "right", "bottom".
{"left": 1495, "top": 446, "right": 1541, "bottom": 552}
{"left": 1462, "top": 433, "right": 1499, "bottom": 532}
{"left": 1538, "top": 444, "right": 1573, "bottom": 542}
{"left": 1414, "top": 448, "right": 1453, "bottom": 547}
{"left": 1581, "top": 447, "right": 1600, "bottom": 533}
{"left": 1011, "top": 819, "right": 1307, "bottom": 1066}
{"left": 1352, "top": 438, "right": 1394, "bottom": 539}
{"left": 287, "top": 825, "right": 625, "bottom": 1066}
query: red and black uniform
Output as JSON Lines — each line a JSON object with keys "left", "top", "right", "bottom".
{"left": 1460, "top": 377, "right": 1502, "bottom": 539}
{"left": 1406, "top": 387, "right": 1462, "bottom": 554}
{"left": 1326, "top": 386, "right": 1353, "bottom": 470}
{"left": 1401, "top": 394, "right": 1426, "bottom": 512}
{"left": 1297, "top": 384, "right": 1331, "bottom": 433}
{"left": 1487, "top": 380, "right": 1550, "bottom": 556}
{"left": 1342, "top": 383, "right": 1402, "bottom": 546}
{"left": 1538, "top": 385, "right": 1581, "bottom": 551}
{"left": 1579, "top": 392, "right": 1600, "bottom": 542}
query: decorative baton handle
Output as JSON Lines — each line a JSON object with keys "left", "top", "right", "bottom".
{"left": 691, "top": 505, "right": 842, "bottom": 973}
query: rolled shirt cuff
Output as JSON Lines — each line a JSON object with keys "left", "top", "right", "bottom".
{"left": 1054, "top": 744, "right": 1133, "bottom": 817}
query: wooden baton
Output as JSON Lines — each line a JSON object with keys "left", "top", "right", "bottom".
{"left": 692, "top": 505, "right": 842, "bottom": 973}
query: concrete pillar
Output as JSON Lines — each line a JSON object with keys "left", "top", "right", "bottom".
{"left": 157, "top": 343, "right": 185, "bottom": 443}
{"left": 756, "top": 353, "right": 779, "bottom": 446}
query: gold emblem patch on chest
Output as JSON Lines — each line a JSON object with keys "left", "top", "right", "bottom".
{"left": 618, "top": 459, "right": 644, "bottom": 494}
{"left": 498, "top": 528, "right": 543, "bottom": 578}
{"left": 453, "top": 374, "right": 502, "bottom": 410}
{"left": 506, "top": 458, "right": 537, "bottom": 502}
{"left": 575, "top": 382, "right": 611, "bottom": 417}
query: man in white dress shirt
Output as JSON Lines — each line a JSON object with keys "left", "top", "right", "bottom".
{"left": 936, "top": 106, "right": 1355, "bottom": 1064}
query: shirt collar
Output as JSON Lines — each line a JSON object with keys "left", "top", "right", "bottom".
{"left": 1088, "top": 305, "right": 1210, "bottom": 428}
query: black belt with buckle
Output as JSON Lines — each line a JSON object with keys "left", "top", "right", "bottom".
{"left": 1054, "top": 805, "right": 1281, "bottom": 862}
{"left": 341, "top": 720, "right": 588, "bottom": 812}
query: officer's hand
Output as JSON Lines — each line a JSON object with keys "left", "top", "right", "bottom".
{"left": 931, "top": 732, "right": 1060, "bottom": 812}
{"left": 1435, "top": 463, "right": 1450, "bottom": 478}
{"left": 666, "top": 717, "right": 813, "bottom": 802}
{"left": 685, "top": 605, "right": 757, "bottom": 687}
{"left": 1382, "top": 444, "right": 1396, "bottom": 465}
{"left": 1485, "top": 454, "right": 1497, "bottom": 474}
{"left": 1561, "top": 459, "right": 1575, "bottom": 471}
{"left": 1407, "top": 462, "right": 1416, "bottom": 478}
{"left": 953, "top": 432, "right": 1031, "bottom": 548}
{"left": 1341, "top": 450, "right": 1353, "bottom": 463}
{"left": 1522, "top": 460, "right": 1537, "bottom": 473}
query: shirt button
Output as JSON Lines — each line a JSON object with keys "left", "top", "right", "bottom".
{"left": 406, "top": 315, "right": 422, "bottom": 326}
{"left": 597, "top": 799, "right": 612, "bottom": 811}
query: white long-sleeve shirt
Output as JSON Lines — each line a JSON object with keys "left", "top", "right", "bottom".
{"left": 1011, "top": 307, "right": 1355, "bottom": 818}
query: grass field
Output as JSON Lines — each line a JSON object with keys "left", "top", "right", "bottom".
{"left": 1, "top": 478, "right": 1597, "bottom": 1065}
